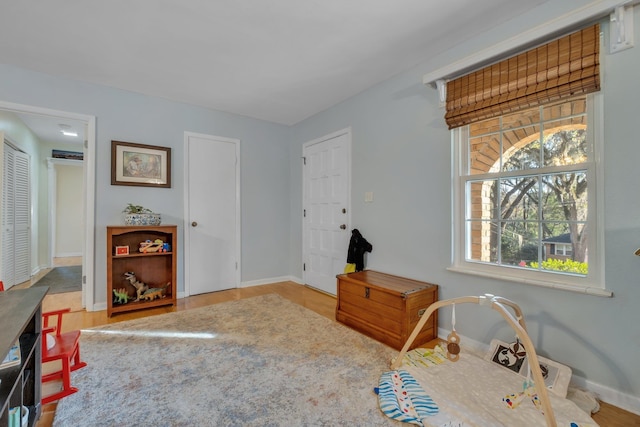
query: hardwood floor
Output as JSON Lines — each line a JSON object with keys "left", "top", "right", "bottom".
{"left": 33, "top": 279, "right": 638, "bottom": 426}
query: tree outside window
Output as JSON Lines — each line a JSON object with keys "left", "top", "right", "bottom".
{"left": 463, "top": 96, "right": 589, "bottom": 276}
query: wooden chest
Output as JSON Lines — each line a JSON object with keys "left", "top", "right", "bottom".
{"left": 336, "top": 270, "right": 438, "bottom": 350}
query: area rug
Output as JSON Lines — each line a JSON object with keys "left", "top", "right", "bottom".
{"left": 53, "top": 294, "right": 399, "bottom": 426}
{"left": 32, "top": 266, "right": 81, "bottom": 294}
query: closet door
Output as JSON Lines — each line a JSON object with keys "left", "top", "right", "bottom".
{"left": 2, "top": 144, "right": 15, "bottom": 287}
{"left": 13, "top": 150, "right": 30, "bottom": 284}
{"left": 1, "top": 143, "right": 31, "bottom": 288}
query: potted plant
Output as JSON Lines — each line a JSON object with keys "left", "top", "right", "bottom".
{"left": 123, "top": 203, "right": 161, "bottom": 226}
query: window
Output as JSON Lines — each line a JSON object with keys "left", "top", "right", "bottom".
{"left": 452, "top": 94, "right": 607, "bottom": 293}
{"left": 445, "top": 24, "right": 609, "bottom": 295}
{"left": 560, "top": 245, "right": 573, "bottom": 256}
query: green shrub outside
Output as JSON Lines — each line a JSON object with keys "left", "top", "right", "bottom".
{"left": 528, "top": 258, "right": 588, "bottom": 274}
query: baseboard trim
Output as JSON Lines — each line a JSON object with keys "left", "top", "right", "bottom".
{"left": 92, "top": 302, "right": 107, "bottom": 312}
{"left": 240, "top": 275, "right": 303, "bottom": 287}
{"left": 570, "top": 376, "right": 640, "bottom": 415}
{"left": 55, "top": 252, "right": 82, "bottom": 258}
{"left": 437, "top": 328, "right": 640, "bottom": 415}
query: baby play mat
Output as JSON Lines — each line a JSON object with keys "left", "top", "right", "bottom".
{"left": 381, "top": 345, "right": 597, "bottom": 426}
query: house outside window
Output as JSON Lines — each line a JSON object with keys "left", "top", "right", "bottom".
{"left": 543, "top": 233, "right": 576, "bottom": 261}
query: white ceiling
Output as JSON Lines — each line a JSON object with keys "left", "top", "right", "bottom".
{"left": 1, "top": 0, "right": 549, "bottom": 143}
{"left": 15, "top": 113, "right": 86, "bottom": 146}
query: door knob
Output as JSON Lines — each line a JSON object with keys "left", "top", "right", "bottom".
{"left": 191, "top": 221, "right": 198, "bottom": 227}
{"left": 340, "top": 224, "right": 346, "bottom": 230}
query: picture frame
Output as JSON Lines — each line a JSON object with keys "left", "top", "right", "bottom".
{"left": 114, "top": 246, "right": 129, "bottom": 256}
{"left": 484, "top": 339, "right": 572, "bottom": 397}
{"left": 111, "top": 141, "right": 171, "bottom": 188}
{"left": 52, "top": 149, "right": 84, "bottom": 161}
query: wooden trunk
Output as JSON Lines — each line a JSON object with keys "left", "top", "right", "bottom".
{"left": 336, "top": 270, "right": 438, "bottom": 350}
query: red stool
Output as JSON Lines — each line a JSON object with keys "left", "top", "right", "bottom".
{"left": 41, "top": 308, "right": 87, "bottom": 404}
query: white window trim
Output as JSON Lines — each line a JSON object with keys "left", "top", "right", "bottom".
{"left": 450, "top": 93, "right": 612, "bottom": 297}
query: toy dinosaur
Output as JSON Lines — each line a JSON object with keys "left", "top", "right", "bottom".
{"left": 124, "top": 271, "right": 148, "bottom": 301}
{"left": 139, "top": 282, "right": 170, "bottom": 301}
{"left": 112, "top": 287, "right": 130, "bottom": 304}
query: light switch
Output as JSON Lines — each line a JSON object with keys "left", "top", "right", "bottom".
{"left": 365, "top": 191, "right": 374, "bottom": 202}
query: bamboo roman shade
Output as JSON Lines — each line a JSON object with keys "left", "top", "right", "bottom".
{"left": 444, "top": 24, "right": 600, "bottom": 129}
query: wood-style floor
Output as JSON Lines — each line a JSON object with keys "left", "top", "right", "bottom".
{"left": 23, "top": 259, "right": 638, "bottom": 427}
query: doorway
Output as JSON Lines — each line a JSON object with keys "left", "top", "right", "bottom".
{"left": 302, "top": 128, "right": 351, "bottom": 295}
{"left": 48, "top": 158, "right": 83, "bottom": 264}
{"left": 0, "top": 101, "right": 96, "bottom": 309}
{"left": 183, "top": 131, "right": 240, "bottom": 296}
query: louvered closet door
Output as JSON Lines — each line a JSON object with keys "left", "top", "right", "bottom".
{"left": 13, "top": 150, "right": 30, "bottom": 284}
{"left": 2, "top": 144, "right": 15, "bottom": 287}
{"left": 1, "top": 143, "right": 31, "bottom": 288}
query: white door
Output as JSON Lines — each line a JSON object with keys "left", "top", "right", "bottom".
{"left": 1, "top": 142, "right": 31, "bottom": 288}
{"left": 12, "top": 149, "right": 30, "bottom": 284}
{"left": 303, "top": 129, "right": 351, "bottom": 295}
{"left": 1, "top": 137, "right": 15, "bottom": 288}
{"left": 184, "top": 132, "right": 240, "bottom": 296}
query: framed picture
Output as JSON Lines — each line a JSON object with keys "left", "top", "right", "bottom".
{"left": 52, "top": 149, "right": 84, "bottom": 160}
{"left": 111, "top": 141, "right": 171, "bottom": 188}
{"left": 484, "top": 339, "right": 572, "bottom": 397}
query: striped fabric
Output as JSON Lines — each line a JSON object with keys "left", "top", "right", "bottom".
{"left": 376, "top": 370, "right": 438, "bottom": 426}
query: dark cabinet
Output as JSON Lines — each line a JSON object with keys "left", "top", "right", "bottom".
{"left": 0, "top": 287, "right": 47, "bottom": 427}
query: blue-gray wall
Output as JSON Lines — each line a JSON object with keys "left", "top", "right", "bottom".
{"left": 0, "top": 64, "right": 291, "bottom": 302}
{"left": 290, "top": 1, "right": 640, "bottom": 411}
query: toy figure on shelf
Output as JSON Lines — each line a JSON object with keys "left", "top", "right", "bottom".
{"left": 139, "top": 283, "right": 170, "bottom": 301}
{"left": 124, "top": 271, "right": 149, "bottom": 301}
{"left": 112, "top": 288, "right": 130, "bottom": 304}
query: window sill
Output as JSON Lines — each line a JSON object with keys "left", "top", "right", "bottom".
{"left": 447, "top": 266, "right": 613, "bottom": 297}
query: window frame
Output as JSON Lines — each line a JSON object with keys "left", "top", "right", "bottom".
{"left": 450, "top": 93, "right": 611, "bottom": 296}
{"left": 555, "top": 244, "right": 573, "bottom": 256}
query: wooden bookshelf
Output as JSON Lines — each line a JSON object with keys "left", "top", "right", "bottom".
{"left": 106, "top": 225, "right": 177, "bottom": 317}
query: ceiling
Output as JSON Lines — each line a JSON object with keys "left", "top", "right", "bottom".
{"left": 15, "top": 113, "right": 86, "bottom": 146}
{"left": 1, "top": 0, "right": 550, "bottom": 143}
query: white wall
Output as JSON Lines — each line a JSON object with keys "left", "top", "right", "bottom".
{"left": 290, "top": 0, "right": 640, "bottom": 412}
{"left": 38, "top": 141, "right": 84, "bottom": 267}
{"left": 55, "top": 164, "right": 83, "bottom": 256}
